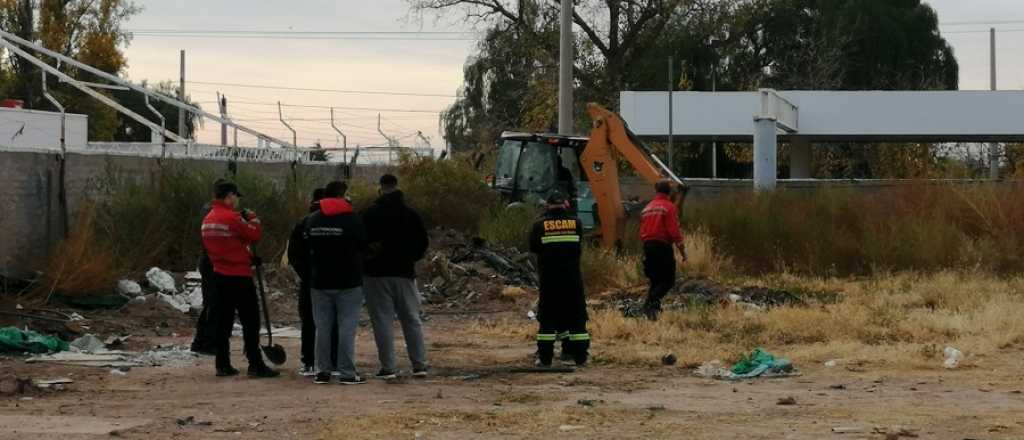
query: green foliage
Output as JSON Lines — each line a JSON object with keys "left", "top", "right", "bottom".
{"left": 479, "top": 204, "right": 538, "bottom": 251}
{"left": 688, "top": 184, "right": 1024, "bottom": 275}
{"left": 397, "top": 156, "right": 499, "bottom": 233}
{"left": 87, "top": 161, "right": 317, "bottom": 272}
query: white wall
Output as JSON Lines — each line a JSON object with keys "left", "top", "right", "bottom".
{"left": 620, "top": 90, "right": 1024, "bottom": 141}
{"left": 0, "top": 107, "right": 88, "bottom": 150}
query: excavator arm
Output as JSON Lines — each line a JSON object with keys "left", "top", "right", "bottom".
{"left": 580, "top": 103, "right": 687, "bottom": 249}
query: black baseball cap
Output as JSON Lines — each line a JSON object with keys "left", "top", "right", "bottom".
{"left": 215, "top": 181, "right": 243, "bottom": 198}
{"left": 546, "top": 191, "right": 568, "bottom": 205}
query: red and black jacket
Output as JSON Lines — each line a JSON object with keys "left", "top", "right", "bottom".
{"left": 639, "top": 193, "right": 684, "bottom": 245}
{"left": 201, "top": 200, "right": 262, "bottom": 277}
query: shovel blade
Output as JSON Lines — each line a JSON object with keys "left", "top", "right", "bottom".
{"left": 262, "top": 344, "right": 287, "bottom": 365}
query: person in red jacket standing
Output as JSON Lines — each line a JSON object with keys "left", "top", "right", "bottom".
{"left": 639, "top": 180, "right": 687, "bottom": 321}
{"left": 201, "top": 181, "right": 279, "bottom": 378}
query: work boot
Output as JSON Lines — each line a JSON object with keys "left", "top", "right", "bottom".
{"left": 559, "top": 351, "right": 576, "bottom": 366}
{"left": 247, "top": 364, "right": 280, "bottom": 378}
{"left": 534, "top": 357, "right": 552, "bottom": 368}
{"left": 216, "top": 366, "right": 240, "bottom": 377}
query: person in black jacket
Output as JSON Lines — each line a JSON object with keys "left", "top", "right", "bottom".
{"left": 529, "top": 191, "right": 589, "bottom": 367}
{"left": 304, "top": 181, "right": 368, "bottom": 385}
{"left": 362, "top": 174, "right": 430, "bottom": 379}
{"left": 287, "top": 188, "right": 338, "bottom": 376}
{"left": 190, "top": 178, "right": 226, "bottom": 355}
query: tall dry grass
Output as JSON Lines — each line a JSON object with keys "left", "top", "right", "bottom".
{"left": 687, "top": 183, "right": 1024, "bottom": 275}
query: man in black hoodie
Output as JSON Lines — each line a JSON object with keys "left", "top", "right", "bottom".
{"left": 304, "top": 181, "right": 368, "bottom": 385}
{"left": 362, "top": 174, "right": 430, "bottom": 379}
{"left": 287, "top": 188, "right": 338, "bottom": 376}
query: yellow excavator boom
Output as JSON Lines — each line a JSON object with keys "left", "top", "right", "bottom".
{"left": 580, "top": 103, "right": 686, "bottom": 248}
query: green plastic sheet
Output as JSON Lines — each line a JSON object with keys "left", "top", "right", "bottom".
{"left": 0, "top": 327, "right": 70, "bottom": 354}
{"left": 730, "top": 347, "right": 793, "bottom": 378}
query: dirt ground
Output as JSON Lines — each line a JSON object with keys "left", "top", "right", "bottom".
{"left": 1, "top": 309, "right": 1023, "bottom": 440}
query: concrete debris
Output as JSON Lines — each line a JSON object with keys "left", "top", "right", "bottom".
{"left": 134, "top": 346, "right": 199, "bottom": 368}
{"left": 187, "top": 288, "right": 204, "bottom": 313}
{"left": 33, "top": 378, "right": 73, "bottom": 390}
{"left": 69, "top": 334, "right": 106, "bottom": 353}
{"left": 117, "top": 280, "right": 143, "bottom": 297}
{"left": 232, "top": 324, "right": 301, "bottom": 339}
{"left": 145, "top": 267, "right": 177, "bottom": 293}
{"left": 158, "top": 293, "right": 191, "bottom": 314}
{"left": 184, "top": 271, "right": 202, "bottom": 281}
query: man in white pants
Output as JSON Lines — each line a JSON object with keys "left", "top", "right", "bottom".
{"left": 362, "top": 174, "right": 430, "bottom": 379}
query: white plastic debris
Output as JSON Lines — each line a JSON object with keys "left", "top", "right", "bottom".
{"left": 110, "top": 369, "right": 128, "bottom": 376}
{"left": 824, "top": 360, "right": 838, "bottom": 368}
{"left": 187, "top": 287, "right": 204, "bottom": 312}
{"left": 158, "top": 293, "right": 191, "bottom": 314}
{"left": 145, "top": 267, "right": 177, "bottom": 293}
{"left": 68, "top": 313, "right": 85, "bottom": 322}
{"left": 69, "top": 334, "right": 106, "bottom": 353}
{"left": 117, "top": 279, "right": 143, "bottom": 297}
{"left": 695, "top": 360, "right": 734, "bottom": 379}
{"left": 184, "top": 271, "right": 202, "bottom": 281}
{"left": 527, "top": 310, "right": 537, "bottom": 320}
{"left": 943, "top": 346, "right": 962, "bottom": 369}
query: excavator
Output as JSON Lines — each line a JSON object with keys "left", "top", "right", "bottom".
{"left": 491, "top": 103, "right": 687, "bottom": 249}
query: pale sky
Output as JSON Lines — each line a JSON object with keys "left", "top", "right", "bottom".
{"left": 121, "top": 0, "right": 1024, "bottom": 149}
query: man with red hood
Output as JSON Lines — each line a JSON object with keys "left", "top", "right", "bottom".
{"left": 201, "top": 181, "right": 279, "bottom": 378}
{"left": 304, "top": 181, "right": 368, "bottom": 385}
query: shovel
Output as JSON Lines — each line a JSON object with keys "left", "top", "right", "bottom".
{"left": 254, "top": 261, "right": 287, "bottom": 365}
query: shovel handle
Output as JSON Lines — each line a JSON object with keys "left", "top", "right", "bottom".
{"left": 254, "top": 263, "right": 274, "bottom": 346}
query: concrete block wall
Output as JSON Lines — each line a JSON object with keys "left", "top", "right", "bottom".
{"left": 0, "top": 150, "right": 389, "bottom": 279}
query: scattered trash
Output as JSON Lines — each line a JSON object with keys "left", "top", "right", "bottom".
{"left": 177, "top": 416, "right": 213, "bottom": 427}
{"left": 419, "top": 229, "right": 538, "bottom": 308}
{"left": 831, "top": 427, "right": 865, "bottom": 434}
{"left": 0, "top": 327, "right": 69, "bottom": 354}
{"left": 695, "top": 360, "right": 733, "bottom": 379}
{"left": 70, "top": 334, "right": 107, "bottom": 353}
{"left": 134, "top": 346, "right": 200, "bottom": 368}
{"left": 104, "top": 335, "right": 131, "bottom": 350}
{"left": 33, "top": 378, "right": 73, "bottom": 390}
{"left": 943, "top": 346, "right": 962, "bottom": 369}
{"left": 109, "top": 369, "right": 128, "bottom": 376}
{"left": 730, "top": 348, "right": 796, "bottom": 379}
{"left": 776, "top": 396, "right": 797, "bottom": 406}
{"left": 232, "top": 324, "right": 302, "bottom": 339}
{"left": 68, "top": 313, "right": 86, "bottom": 322}
{"left": 824, "top": 360, "right": 838, "bottom": 368}
{"left": 527, "top": 310, "right": 536, "bottom": 320}
{"left": 614, "top": 277, "right": 811, "bottom": 317}
{"left": 661, "top": 354, "right": 677, "bottom": 366}
{"left": 146, "top": 267, "right": 177, "bottom": 293}
{"left": 117, "top": 280, "right": 143, "bottom": 297}
{"left": 28, "top": 345, "right": 198, "bottom": 368}
{"left": 184, "top": 271, "right": 202, "bottom": 281}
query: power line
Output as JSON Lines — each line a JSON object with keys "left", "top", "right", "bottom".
{"left": 940, "top": 19, "right": 1024, "bottom": 26}
{"left": 130, "top": 33, "right": 477, "bottom": 41}
{"left": 209, "top": 99, "right": 445, "bottom": 114}
{"left": 126, "top": 29, "right": 474, "bottom": 35}
{"left": 187, "top": 80, "right": 456, "bottom": 98}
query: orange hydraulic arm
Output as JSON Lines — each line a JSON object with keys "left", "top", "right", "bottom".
{"left": 580, "top": 103, "right": 686, "bottom": 249}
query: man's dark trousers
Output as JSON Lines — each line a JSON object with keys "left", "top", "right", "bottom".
{"left": 643, "top": 241, "right": 676, "bottom": 311}
{"left": 213, "top": 274, "right": 263, "bottom": 369}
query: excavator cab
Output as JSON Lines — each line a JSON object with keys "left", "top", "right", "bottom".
{"left": 492, "top": 133, "right": 598, "bottom": 230}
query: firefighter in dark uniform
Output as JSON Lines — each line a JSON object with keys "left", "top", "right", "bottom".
{"left": 529, "top": 192, "right": 590, "bottom": 367}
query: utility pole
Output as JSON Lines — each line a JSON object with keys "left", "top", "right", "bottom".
{"left": 667, "top": 56, "right": 674, "bottom": 173}
{"left": 711, "top": 57, "right": 718, "bottom": 179}
{"left": 178, "top": 50, "right": 186, "bottom": 142}
{"left": 989, "top": 28, "right": 999, "bottom": 180}
{"left": 558, "top": 0, "right": 574, "bottom": 135}
{"left": 219, "top": 94, "right": 228, "bottom": 146}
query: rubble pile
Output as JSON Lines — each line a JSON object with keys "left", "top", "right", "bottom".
{"left": 613, "top": 276, "right": 808, "bottom": 317}
{"left": 419, "top": 229, "right": 539, "bottom": 308}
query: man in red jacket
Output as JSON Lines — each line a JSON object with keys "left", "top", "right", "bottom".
{"left": 639, "top": 180, "right": 687, "bottom": 321}
{"left": 201, "top": 181, "right": 279, "bottom": 378}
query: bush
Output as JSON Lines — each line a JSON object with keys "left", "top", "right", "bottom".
{"left": 397, "top": 156, "right": 498, "bottom": 233}
{"left": 479, "top": 204, "right": 538, "bottom": 251}
{"left": 687, "top": 183, "right": 1024, "bottom": 275}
